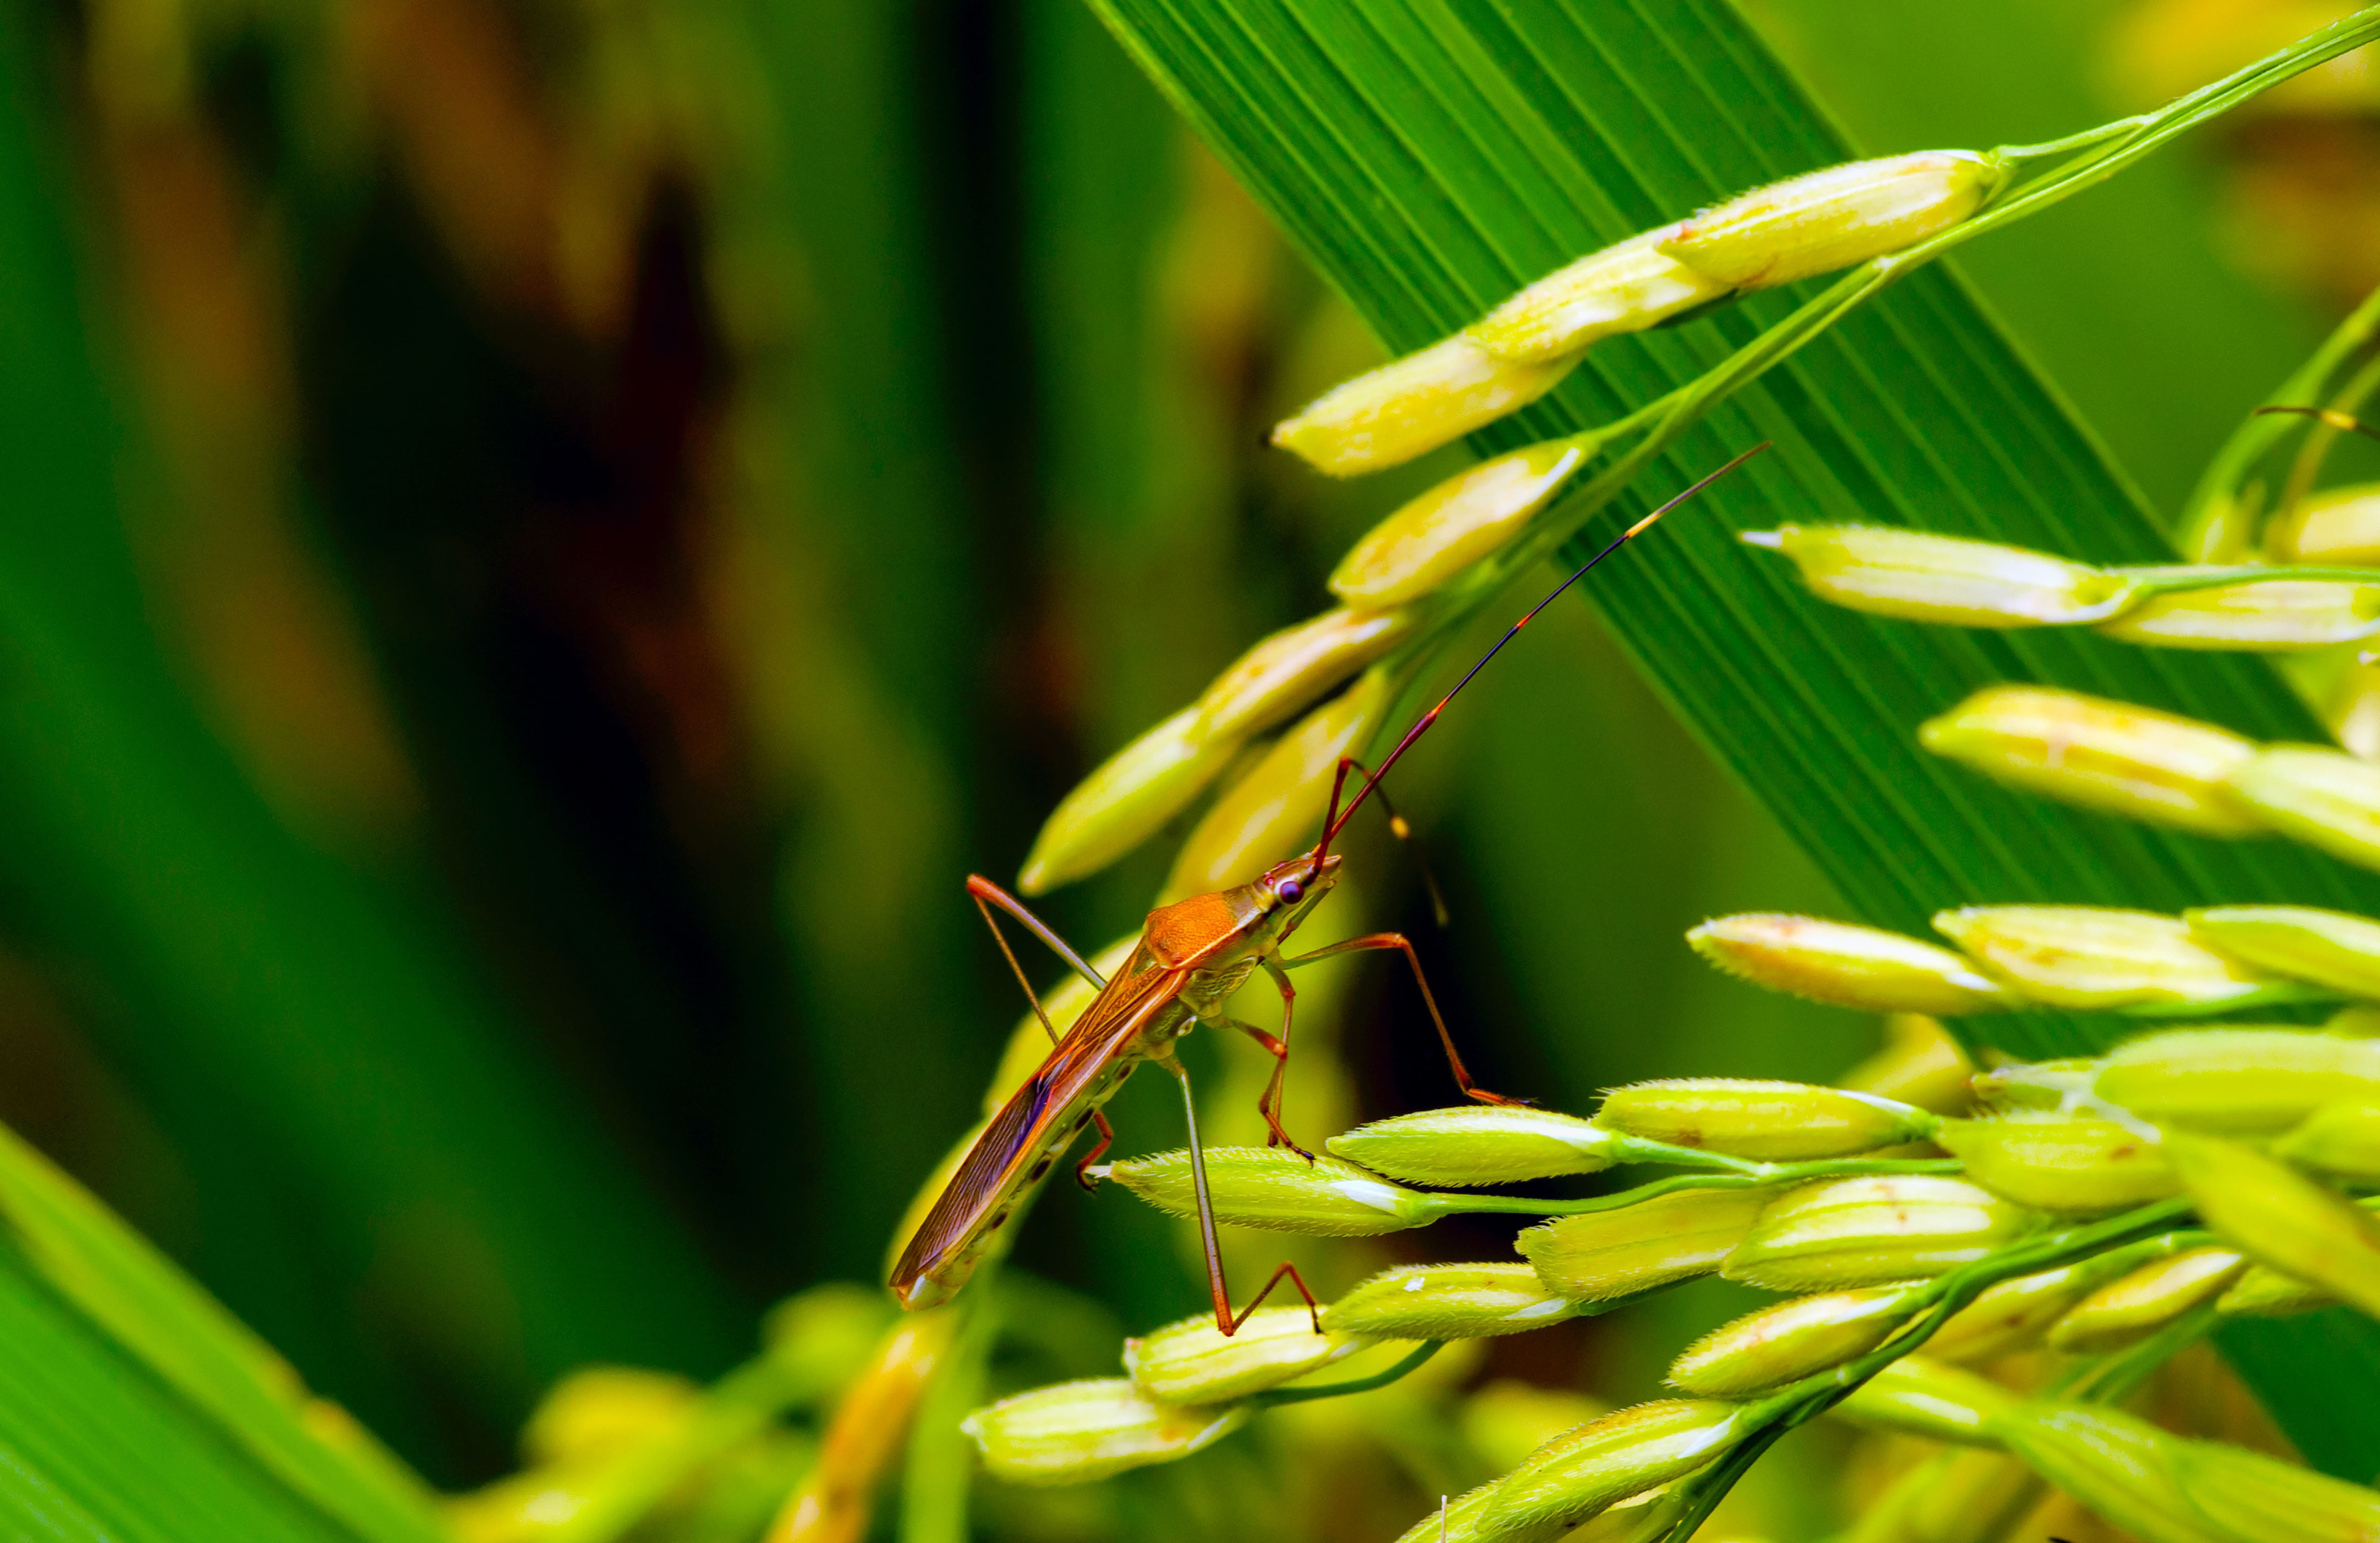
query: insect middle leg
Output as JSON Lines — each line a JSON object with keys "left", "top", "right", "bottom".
{"left": 1216, "top": 1001, "right": 1313, "bottom": 1162}
{"left": 1282, "top": 932, "right": 1524, "bottom": 1106}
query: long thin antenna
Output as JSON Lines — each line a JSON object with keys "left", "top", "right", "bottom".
{"left": 1317, "top": 441, "right": 1772, "bottom": 853}
{"left": 2254, "top": 403, "right": 2380, "bottom": 447}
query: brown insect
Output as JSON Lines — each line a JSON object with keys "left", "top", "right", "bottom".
{"left": 890, "top": 448, "right": 1766, "bottom": 1333}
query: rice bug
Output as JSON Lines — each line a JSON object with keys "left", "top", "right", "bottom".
{"left": 889, "top": 447, "right": 1769, "bottom": 1334}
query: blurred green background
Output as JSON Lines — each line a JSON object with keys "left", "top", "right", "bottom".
{"left": 0, "top": 0, "right": 2350, "bottom": 1513}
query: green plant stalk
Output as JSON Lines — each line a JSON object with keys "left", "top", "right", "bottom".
{"left": 1651, "top": 1197, "right": 2198, "bottom": 1542}
{"left": 2274, "top": 352, "right": 2380, "bottom": 523}
{"left": 1993, "top": 118, "right": 2155, "bottom": 163}
{"left": 1250, "top": 1340, "right": 1444, "bottom": 1408}
{"left": 898, "top": 1290, "right": 998, "bottom": 1543}
{"left": 1403, "top": 1157, "right": 1965, "bottom": 1223}
{"left": 2180, "top": 293, "right": 2380, "bottom": 562}
{"left": 2114, "top": 563, "right": 2380, "bottom": 591}
{"left": 2062, "top": 1301, "right": 2225, "bottom": 1407}
{"left": 543, "top": 1354, "right": 825, "bottom": 1543}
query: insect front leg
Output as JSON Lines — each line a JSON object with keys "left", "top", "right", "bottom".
{"left": 1214, "top": 1014, "right": 1311, "bottom": 1162}
{"left": 1245, "top": 958, "right": 1317, "bottom": 1161}
{"left": 966, "top": 874, "right": 1107, "bottom": 1046}
{"left": 1282, "top": 931, "right": 1526, "bottom": 1106}
{"left": 1160, "top": 1053, "right": 1322, "bottom": 1336}
{"left": 966, "top": 875, "right": 1122, "bottom": 1191}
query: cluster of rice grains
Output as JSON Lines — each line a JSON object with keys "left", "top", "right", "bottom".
{"left": 1012, "top": 149, "right": 1998, "bottom": 904}
{"left": 966, "top": 1043, "right": 2380, "bottom": 1540}
{"left": 948, "top": 133, "right": 2380, "bottom": 1543}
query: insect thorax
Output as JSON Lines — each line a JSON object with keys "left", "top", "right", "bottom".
{"left": 1178, "top": 955, "right": 1262, "bottom": 1019}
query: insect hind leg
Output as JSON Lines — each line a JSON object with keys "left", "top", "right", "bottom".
{"left": 1073, "top": 1111, "right": 1115, "bottom": 1192}
{"left": 1227, "top": 1258, "right": 1323, "bottom": 1336}
{"left": 1162, "top": 1052, "right": 1323, "bottom": 1335}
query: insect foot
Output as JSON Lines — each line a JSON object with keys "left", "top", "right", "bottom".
{"left": 1122, "top": 1307, "right": 1363, "bottom": 1405}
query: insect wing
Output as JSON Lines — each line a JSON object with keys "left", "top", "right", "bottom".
{"left": 890, "top": 952, "right": 1185, "bottom": 1296}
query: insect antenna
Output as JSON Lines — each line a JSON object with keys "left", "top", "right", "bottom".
{"left": 1313, "top": 441, "right": 1773, "bottom": 863}
{"left": 2254, "top": 403, "right": 2380, "bottom": 445}
{"left": 1337, "top": 756, "right": 1453, "bottom": 927}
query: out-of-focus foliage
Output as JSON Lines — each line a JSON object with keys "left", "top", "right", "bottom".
{"left": 0, "top": 0, "right": 2373, "bottom": 1536}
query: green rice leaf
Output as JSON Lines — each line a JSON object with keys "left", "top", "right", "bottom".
{"left": 0, "top": 1123, "right": 447, "bottom": 1542}
{"left": 0, "top": 1222, "right": 387, "bottom": 1543}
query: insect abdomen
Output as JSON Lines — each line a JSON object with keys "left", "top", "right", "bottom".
{"left": 898, "top": 1058, "right": 1140, "bottom": 1307}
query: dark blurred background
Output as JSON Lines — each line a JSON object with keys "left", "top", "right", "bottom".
{"left": 0, "top": 0, "right": 2358, "bottom": 1494}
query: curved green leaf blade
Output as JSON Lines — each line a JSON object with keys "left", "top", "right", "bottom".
{"left": 0, "top": 1124, "right": 446, "bottom": 1543}
{"left": 0, "top": 1236, "right": 367, "bottom": 1543}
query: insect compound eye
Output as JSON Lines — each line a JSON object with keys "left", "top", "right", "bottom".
{"left": 1277, "top": 878, "right": 1305, "bottom": 904}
